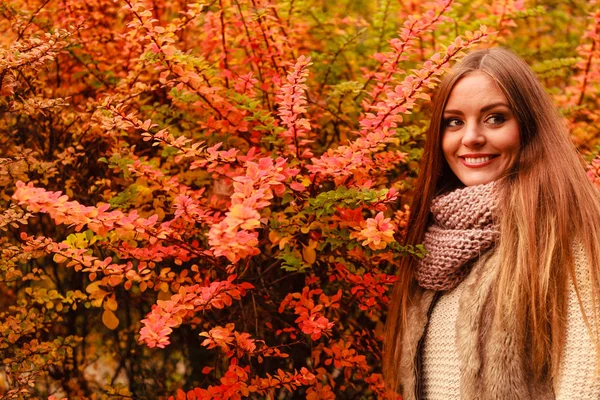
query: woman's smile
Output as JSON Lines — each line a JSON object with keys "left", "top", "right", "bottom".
{"left": 459, "top": 154, "right": 499, "bottom": 167}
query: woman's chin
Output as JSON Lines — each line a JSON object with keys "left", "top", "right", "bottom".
{"left": 454, "top": 172, "right": 499, "bottom": 187}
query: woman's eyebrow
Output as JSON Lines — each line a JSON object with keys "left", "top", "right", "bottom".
{"left": 480, "top": 102, "right": 511, "bottom": 113}
{"left": 443, "top": 102, "right": 511, "bottom": 115}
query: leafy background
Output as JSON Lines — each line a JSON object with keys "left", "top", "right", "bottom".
{"left": 1, "top": 0, "right": 599, "bottom": 398}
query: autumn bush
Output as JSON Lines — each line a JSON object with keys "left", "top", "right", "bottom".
{"left": 1, "top": 0, "right": 600, "bottom": 398}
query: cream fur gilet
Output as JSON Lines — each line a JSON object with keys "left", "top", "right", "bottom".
{"left": 396, "top": 246, "right": 600, "bottom": 399}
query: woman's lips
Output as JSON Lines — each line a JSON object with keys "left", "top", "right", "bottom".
{"left": 458, "top": 154, "right": 499, "bottom": 168}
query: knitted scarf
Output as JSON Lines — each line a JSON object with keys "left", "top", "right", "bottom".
{"left": 416, "top": 182, "right": 500, "bottom": 291}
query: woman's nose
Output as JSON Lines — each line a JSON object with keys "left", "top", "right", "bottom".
{"left": 461, "top": 122, "right": 485, "bottom": 147}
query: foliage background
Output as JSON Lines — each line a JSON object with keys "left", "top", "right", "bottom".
{"left": 1, "top": 0, "right": 599, "bottom": 398}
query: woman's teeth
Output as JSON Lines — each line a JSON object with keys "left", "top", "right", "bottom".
{"left": 464, "top": 156, "right": 492, "bottom": 164}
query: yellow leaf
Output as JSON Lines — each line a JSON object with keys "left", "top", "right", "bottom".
{"left": 155, "top": 207, "right": 165, "bottom": 221}
{"left": 302, "top": 244, "right": 317, "bottom": 265}
{"left": 279, "top": 236, "right": 293, "bottom": 250}
{"left": 102, "top": 309, "right": 119, "bottom": 330}
{"left": 90, "top": 297, "right": 103, "bottom": 308}
{"left": 85, "top": 281, "right": 101, "bottom": 294}
{"left": 268, "top": 230, "right": 280, "bottom": 244}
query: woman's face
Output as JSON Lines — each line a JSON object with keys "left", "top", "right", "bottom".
{"left": 441, "top": 71, "right": 521, "bottom": 186}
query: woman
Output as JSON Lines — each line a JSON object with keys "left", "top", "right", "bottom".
{"left": 384, "top": 47, "right": 600, "bottom": 399}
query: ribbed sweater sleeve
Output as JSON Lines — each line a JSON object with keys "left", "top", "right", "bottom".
{"left": 554, "top": 245, "right": 600, "bottom": 398}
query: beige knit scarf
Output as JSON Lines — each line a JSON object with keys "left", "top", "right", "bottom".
{"left": 416, "top": 182, "right": 500, "bottom": 291}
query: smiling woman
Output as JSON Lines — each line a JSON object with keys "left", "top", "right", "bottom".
{"left": 441, "top": 71, "right": 520, "bottom": 186}
{"left": 384, "top": 48, "right": 600, "bottom": 399}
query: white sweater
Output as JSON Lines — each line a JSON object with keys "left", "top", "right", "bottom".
{"left": 422, "top": 246, "right": 600, "bottom": 399}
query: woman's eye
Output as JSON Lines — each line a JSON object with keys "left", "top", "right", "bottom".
{"left": 444, "top": 118, "right": 462, "bottom": 128}
{"left": 486, "top": 114, "right": 506, "bottom": 125}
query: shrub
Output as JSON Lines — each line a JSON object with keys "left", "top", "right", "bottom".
{"left": 1, "top": 0, "right": 599, "bottom": 398}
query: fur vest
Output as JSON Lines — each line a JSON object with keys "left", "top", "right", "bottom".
{"left": 397, "top": 251, "right": 556, "bottom": 399}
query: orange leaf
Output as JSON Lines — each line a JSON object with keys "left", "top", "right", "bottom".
{"left": 53, "top": 253, "right": 67, "bottom": 263}
{"left": 102, "top": 309, "right": 119, "bottom": 330}
{"left": 302, "top": 241, "right": 317, "bottom": 265}
{"left": 104, "top": 296, "right": 118, "bottom": 311}
{"left": 108, "top": 275, "right": 122, "bottom": 286}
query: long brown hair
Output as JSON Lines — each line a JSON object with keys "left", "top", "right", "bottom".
{"left": 384, "top": 47, "right": 600, "bottom": 393}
